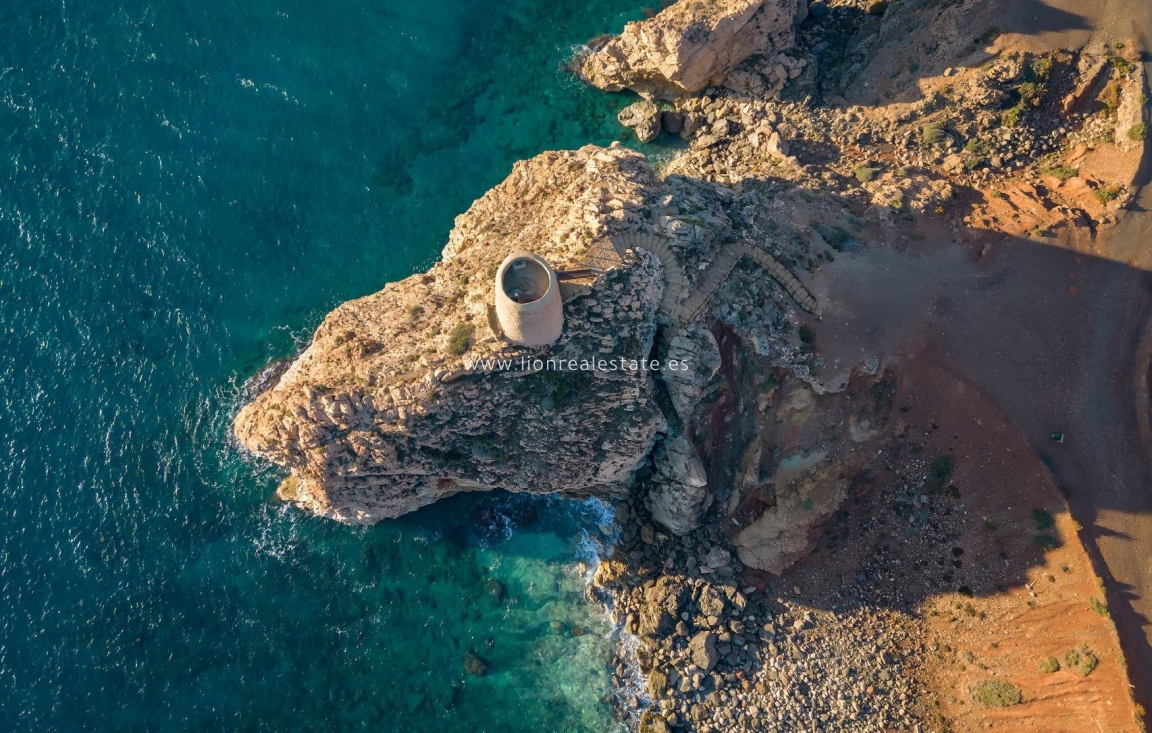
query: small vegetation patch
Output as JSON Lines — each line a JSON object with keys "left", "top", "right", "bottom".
{"left": 1039, "top": 655, "right": 1060, "bottom": 674}
{"left": 1001, "top": 107, "right": 1022, "bottom": 128}
{"left": 854, "top": 163, "right": 879, "bottom": 183}
{"left": 1129, "top": 123, "right": 1148, "bottom": 141}
{"left": 1065, "top": 645, "right": 1099, "bottom": 676}
{"left": 812, "top": 222, "right": 853, "bottom": 250}
{"left": 1032, "top": 508, "right": 1055, "bottom": 530}
{"left": 1090, "top": 596, "right": 1110, "bottom": 618}
{"left": 1041, "top": 165, "right": 1078, "bottom": 182}
{"left": 1108, "top": 53, "right": 1136, "bottom": 76}
{"left": 446, "top": 322, "right": 475, "bottom": 355}
{"left": 542, "top": 369, "right": 594, "bottom": 411}
{"left": 921, "top": 121, "right": 947, "bottom": 146}
{"left": 929, "top": 455, "right": 954, "bottom": 485}
{"left": 1094, "top": 184, "right": 1124, "bottom": 204}
{"left": 1033, "top": 533, "right": 1061, "bottom": 551}
{"left": 1030, "top": 57, "right": 1053, "bottom": 83}
{"left": 1017, "top": 81, "right": 1046, "bottom": 108}
{"left": 972, "top": 679, "right": 1021, "bottom": 707}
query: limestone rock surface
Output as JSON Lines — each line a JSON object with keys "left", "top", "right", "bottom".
{"left": 580, "top": 0, "right": 800, "bottom": 99}
{"left": 234, "top": 145, "right": 670, "bottom": 523}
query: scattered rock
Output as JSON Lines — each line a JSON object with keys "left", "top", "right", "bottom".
{"left": 689, "top": 631, "right": 720, "bottom": 671}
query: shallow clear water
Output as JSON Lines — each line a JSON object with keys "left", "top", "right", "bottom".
{"left": 0, "top": 0, "right": 653, "bottom": 729}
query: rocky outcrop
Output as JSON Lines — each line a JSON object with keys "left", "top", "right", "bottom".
{"left": 234, "top": 140, "right": 819, "bottom": 528}
{"left": 235, "top": 144, "right": 671, "bottom": 523}
{"left": 733, "top": 460, "right": 849, "bottom": 573}
{"left": 579, "top": 0, "right": 801, "bottom": 100}
{"left": 646, "top": 431, "right": 710, "bottom": 535}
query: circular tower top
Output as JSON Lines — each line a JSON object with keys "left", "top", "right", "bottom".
{"left": 494, "top": 252, "right": 564, "bottom": 347}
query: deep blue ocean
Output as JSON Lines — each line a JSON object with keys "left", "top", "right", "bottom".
{"left": 0, "top": 1, "right": 657, "bottom": 729}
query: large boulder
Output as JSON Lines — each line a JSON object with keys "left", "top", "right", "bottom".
{"left": 645, "top": 431, "right": 710, "bottom": 535}
{"left": 689, "top": 630, "right": 720, "bottom": 671}
{"left": 618, "top": 100, "right": 663, "bottom": 143}
{"left": 580, "top": 0, "right": 800, "bottom": 99}
{"left": 733, "top": 461, "right": 849, "bottom": 573}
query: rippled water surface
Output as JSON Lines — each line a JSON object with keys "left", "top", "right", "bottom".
{"left": 0, "top": 0, "right": 652, "bottom": 729}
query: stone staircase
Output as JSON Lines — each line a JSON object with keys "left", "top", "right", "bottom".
{"left": 610, "top": 233, "right": 818, "bottom": 323}
{"left": 610, "top": 232, "right": 685, "bottom": 317}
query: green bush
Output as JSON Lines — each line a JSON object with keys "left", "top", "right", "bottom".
{"left": 972, "top": 679, "right": 1021, "bottom": 707}
{"left": 1065, "top": 645, "right": 1099, "bottom": 676}
{"left": 1017, "top": 81, "right": 1046, "bottom": 108}
{"left": 1041, "top": 165, "right": 1078, "bottom": 182}
{"left": 922, "top": 121, "right": 947, "bottom": 145}
{"left": 1033, "top": 533, "right": 1061, "bottom": 551}
{"left": 1095, "top": 184, "right": 1124, "bottom": 204}
{"left": 1103, "top": 84, "right": 1122, "bottom": 113}
{"left": 1108, "top": 54, "right": 1136, "bottom": 76}
{"left": 854, "top": 164, "right": 879, "bottom": 183}
{"left": 1001, "top": 107, "right": 1023, "bottom": 127}
{"left": 1128, "top": 123, "right": 1148, "bottom": 141}
{"left": 1032, "top": 508, "right": 1055, "bottom": 530}
{"left": 446, "top": 322, "right": 475, "bottom": 355}
{"left": 930, "top": 456, "right": 955, "bottom": 484}
{"left": 812, "top": 222, "right": 852, "bottom": 250}
{"left": 544, "top": 369, "right": 593, "bottom": 410}
{"left": 1090, "top": 596, "right": 1111, "bottom": 618}
{"left": 1030, "top": 57, "right": 1053, "bottom": 83}
{"left": 1039, "top": 656, "right": 1060, "bottom": 674}
{"left": 964, "top": 138, "right": 990, "bottom": 155}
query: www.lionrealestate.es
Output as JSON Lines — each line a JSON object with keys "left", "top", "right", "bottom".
{"left": 463, "top": 356, "right": 691, "bottom": 373}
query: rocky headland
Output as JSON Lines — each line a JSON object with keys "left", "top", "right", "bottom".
{"left": 236, "top": 0, "right": 1148, "bottom": 730}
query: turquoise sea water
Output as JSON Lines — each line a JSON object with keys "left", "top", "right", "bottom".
{"left": 0, "top": 1, "right": 654, "bottom": 729}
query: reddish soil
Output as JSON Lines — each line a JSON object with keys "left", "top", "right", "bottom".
{"left": 899, "top": 359, "right": 1138, "bottom": 732}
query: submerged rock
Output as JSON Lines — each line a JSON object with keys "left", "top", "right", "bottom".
{"left": 462, "top": 650, "right": 489, "bottom": 677}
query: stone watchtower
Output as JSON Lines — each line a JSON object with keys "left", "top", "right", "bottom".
{"left": 494, "top": 251, "right": 563, "bottom": 346}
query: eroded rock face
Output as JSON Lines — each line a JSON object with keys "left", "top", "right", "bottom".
{"left": 733, "top": 461, "right": 849, "bottom": 573}
{"left": 579, "top": 0, "right": 800, "bottom": 100}
{"left": 235, "top": 139, "right": 819, "bottom": 531}
{"left": 234, "top": 144, "right": 673, "bottom": 523}
{"left": 646, "top": 432, "right": 710, "bottom": 535}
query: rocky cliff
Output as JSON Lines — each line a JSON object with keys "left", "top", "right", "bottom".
{"left": 234, "top": 142, "right": 816, "bottom": 529}
{"left": 579, "top": 0, "right": 802, "bottom": 99}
